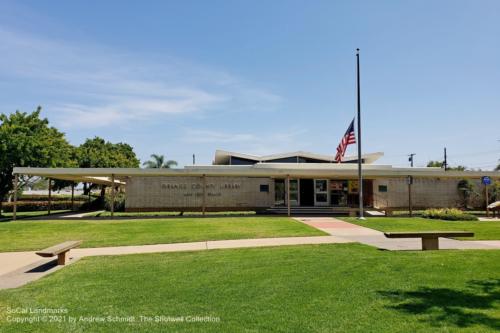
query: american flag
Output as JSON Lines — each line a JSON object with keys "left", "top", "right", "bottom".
{"left": 335, "top": 119, "right": 356, "bottom": 163}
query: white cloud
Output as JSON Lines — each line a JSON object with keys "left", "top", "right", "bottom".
{"left": 181, "top": 128, "right": 309, "bottom": 155}
{"left": 0, "top": 27, "right": 282, "bottom": 128}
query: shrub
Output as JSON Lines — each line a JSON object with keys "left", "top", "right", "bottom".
{"left": 422, "top": 208, "right": 478, "bottom": 221}
{"left": 18, "top": 194, "right": 88, "bottom": 202}
{"left": 457, "top": 179, "right": 476, "bottom": 208}
{"left": 104, "top": 192, "right": 126, "bottom": 212}
{"left": 1, "top": 201, "right": 85, "bottom": 212}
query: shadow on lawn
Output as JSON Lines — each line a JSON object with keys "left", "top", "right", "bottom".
{"left": 379, "top": 279, "right": 500, "bottom": 330}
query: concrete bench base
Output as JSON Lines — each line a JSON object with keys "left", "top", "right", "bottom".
{"left": 384, "top": 232, "right": 474, "bottom": 251}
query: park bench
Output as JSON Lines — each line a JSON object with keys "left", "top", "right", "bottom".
{"left": 384, "top": 231, "right": 474, "bottom": 250}
{"left": 487, "top": 201, "right": 500, "bottom": 217}
{"left": 36, "top": 241, "right": 82, "bottom": 265}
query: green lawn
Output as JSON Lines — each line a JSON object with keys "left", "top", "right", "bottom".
{"left": 342, "top": 217, "right": 500, "bottom": 240}
{"left": 0, "top": 210, "right": 70, "bottom": 222}
{"left": 0, "top": 244, "right": 498, "bottom": 332}
{"left": 0, "top": 217, "right": 325, "bottom": 252}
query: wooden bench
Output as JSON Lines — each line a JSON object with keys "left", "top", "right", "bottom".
{"left": 487, "top": 201, "right": 500, "bottom": 217}
{"left": 36, "top": 241, "right": 82, "bottom": 265}
{"left": 384, "top": 231, "right": 474, "bottom": 250}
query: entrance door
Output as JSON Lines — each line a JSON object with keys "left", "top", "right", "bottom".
{"left": 299, "top": 179, "right": 314, "bottom": 206}
{"left": 289, "top": 179, "right": 299, "bottom": 206}
{"left": 314, "top": 179, "right": 329, "bottom": 206}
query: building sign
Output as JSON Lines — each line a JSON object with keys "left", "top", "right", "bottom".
{"left": 482, "top": 176, "right": 491, "bottom": 185}
{"left": 160, "top": 182, "right": 242, "bottom": 198}
{"left": 348, "top": 180, "right": 359, "bottom": 194}
{"left": 330, "top": 181, "right": 343, "bottom": 191}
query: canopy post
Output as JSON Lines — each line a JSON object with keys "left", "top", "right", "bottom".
{"left": 286, "top": 175, "right": 291, "bottom": 217}
{"left": 48, "top": 178, "right": 52, "bottom": 215}
{"left": 13, "top": 174, "right": 18, "bottom": 221}
{"left": 111, "top": 174, "right": 115, "bottom": 218}
{"left": 71, "top": 183, "right": 75, "bottom": 211}
{"left": 202, "top": 174, "right": 206, "bottom": 216}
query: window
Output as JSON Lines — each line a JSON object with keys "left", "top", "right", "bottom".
{"left": 378, "top": 185, "right": 388, "bottom": 192}
{"left": 260, "top": 184, "right": 269, "bottom": 193}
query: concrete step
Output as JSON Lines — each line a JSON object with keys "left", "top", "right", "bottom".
{"left": 266, "top": 207, "right": 350, "bottom": 215}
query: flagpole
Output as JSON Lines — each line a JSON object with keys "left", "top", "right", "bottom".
{"left": 356, "top": 48, "right": 365, "bottom": 220}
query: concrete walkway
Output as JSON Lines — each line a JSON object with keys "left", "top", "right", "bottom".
{"left": 60, "top": 211, "right": 104, "bottom": 218}
{"left": 295, "top": 217, "right": 500, "bottom": 251}
{"left": 0, "top": 235, "right": 350, "bottom": 290}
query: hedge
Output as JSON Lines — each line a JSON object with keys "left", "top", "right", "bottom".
{"left": 17, "top": 194, "right": 89, "bottom": 202}
{"left": 1, "top": 201, "right": 85, "bottom": 212}
{"left": 422, "top": 208, "right": 478, "bottom": 221}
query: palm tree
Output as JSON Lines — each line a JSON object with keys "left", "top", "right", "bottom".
{"left": 142, "top": 154, "right": 178, "bottom": 169}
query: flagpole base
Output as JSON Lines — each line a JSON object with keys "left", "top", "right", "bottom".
{"left": 357, "top": 216, "right": 366, "bottom": 220}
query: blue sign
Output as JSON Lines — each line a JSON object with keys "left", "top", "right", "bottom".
{"left": 482, "top": 176, "right": 492, "bottom": 185}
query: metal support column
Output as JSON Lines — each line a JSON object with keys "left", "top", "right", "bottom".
{"left": 202, "top": 175, "right": 206, "bottom": 216}
{"left": 13, "top": 174, "right": 18, "bottom": 221}
{"left": 48, "top": 178, "right": 52, "bottom": 215}
{"left": 286, "top": 175, "right": 291, "bottom": 217}
{"left": 71, "top": 183, "right": 75, "bottom": 211}
{"left": 111, "top": 174, "right": 115, "bottom": 218}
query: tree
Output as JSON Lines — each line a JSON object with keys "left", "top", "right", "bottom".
{"left": 77, "top": 137, "right": 139, "bottom": 168}
{"left": 77, "top": 137, "right": 140, "bottom": 195}
{"left": 496, "top": 164, "right": 499, "bottom": 171}
{"left": 426, "top": 161, "right": 466, "bottom": 171}
{"left": 142, "top": 154, "right": 178, "bottom": 169}
{"left": 457, "top": 179, "right": 476, "bottom": 209}
{"left": 427, "top": 161, "right": 443, "bottom": 168}
{"left": 0, "top": 107, "right": 75, "bottom": 214}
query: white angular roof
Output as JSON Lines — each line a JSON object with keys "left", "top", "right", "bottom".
{"left": 213, "top": 149, "right": 384, "bottom": 165}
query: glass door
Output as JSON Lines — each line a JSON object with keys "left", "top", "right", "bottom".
{"left": 274, "top": 179, "right": 285, "bottom": 206}
{"left": 289, "top": 179, "right": 299, "bottom": 206}
{"left": 314, "top": 179, "right": 329, "bottom": 206}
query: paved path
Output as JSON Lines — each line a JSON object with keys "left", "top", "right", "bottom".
{"left": 294, "top": 217, "right": 500, "bottom": 251}
{"left": 60, "top": 211, "right": 104, "bottom": 218}
{"left": 479, "top": 217, "right": 500, "bottom": 221}
{"left": 0, "top": 235, "right": 350, "bottom": 290}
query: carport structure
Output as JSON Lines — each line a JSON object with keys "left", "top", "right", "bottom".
{"left": 10, "top": 168, "right": 125, "bottom": 220}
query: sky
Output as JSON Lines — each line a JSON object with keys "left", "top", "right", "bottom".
{"left": 0, "top": 0, "right": 499, "bottom": 169}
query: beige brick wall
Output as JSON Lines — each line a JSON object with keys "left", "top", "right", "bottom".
{"left": 126, "top": 176, "right": 274, "bottom": 210}
{"left": 373, "top": 177, "right": 484, "bottom": 208}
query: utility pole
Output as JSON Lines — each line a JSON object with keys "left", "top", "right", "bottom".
{"left": 443, "top": 148, "right": 448, "bottom": 171}
{"left": 408, "top": 153, "right": 416, "bottom": 167}
{"left": 193, "top": 154, "right": 196, "bottom": 165}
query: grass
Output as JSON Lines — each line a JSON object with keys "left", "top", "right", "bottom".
{"left": 0, "top": 244, "right": 499, "bottom": 332}
{"left": 342, "top": 217, "right": 500, "bottom": 240}
{"left": 0, "top": 217, "right": 325, "bottom": 252}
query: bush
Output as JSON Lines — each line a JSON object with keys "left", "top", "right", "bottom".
{"left": 18, "top": 194, "right": 88, "bottom": 202}
{"left": 422, "top": 208, "right": 478, "bottom": 221}
{"left": 104, "top": 192, "right": 126, "bottom": 212}
{"left": 457, "top": 179, "right": 476, "bottom": 208}
{"left": 1, "top": 201, "right": 85, "bottom": 212}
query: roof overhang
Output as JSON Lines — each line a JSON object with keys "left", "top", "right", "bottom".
{"left": 13, "top": 169, "right": 125, "bottom": 186}
{"left": 13, "top": 165, "right": 500, "bottom": 180}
